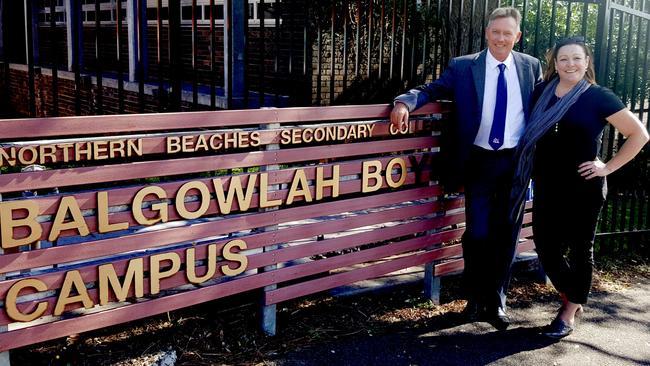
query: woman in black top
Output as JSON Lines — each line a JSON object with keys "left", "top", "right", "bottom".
{"left": 514, "top": 38, "right": 648, "bottom": 339}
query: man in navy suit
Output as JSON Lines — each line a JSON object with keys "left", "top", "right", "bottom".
{"left": 391, "top": 7, "right": 542, "bottom": 330}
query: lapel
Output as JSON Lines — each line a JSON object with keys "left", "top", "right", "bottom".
{"left": 471, "top": 50, "right": 487, "bottom": 117}
{"left": 512, "top": 51, "right": 532, "bottom": 115}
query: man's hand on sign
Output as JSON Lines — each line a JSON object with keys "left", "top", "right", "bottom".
{"left": 390, "top": 102, "right": 409, "bottom": 130}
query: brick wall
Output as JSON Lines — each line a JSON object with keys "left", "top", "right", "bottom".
{"left": 1, "top": 64, "right": 206, "bottom": 118}
{"left": 32, "top": 22, "right": 310, "bottom": 107}
{"left": 312, "top": 31, "right": 400, "bottom": 106}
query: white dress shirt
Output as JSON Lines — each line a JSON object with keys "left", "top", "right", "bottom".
{"left": 474, "top": 50, "right": 525, "bottom": 150}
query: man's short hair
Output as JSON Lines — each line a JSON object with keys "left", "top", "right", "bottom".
{"left": 487, "top": 7, "right": 522, "bottom": 30}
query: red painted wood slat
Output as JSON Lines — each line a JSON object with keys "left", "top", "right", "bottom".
{"left": 253, "top": 228, "right": 463, "bottom": 305}
{"left": 0, "top": 200, "right": 458, "bottom": 298}
{"left": 264, "top": 243, "right": 465, "bottom": 305}
{"left": 12, "top": 169, "right": 434, "bottom": 241}
{"left": 11, "top": 152, "right": 435, "bottom": 215}
{"left": 0, "top": 186, "right": 441, "bottom": 273}
{"left": 434, "top": 240, "right": 537, "bottom": 276}
{"left": 0, "top": 269, "right": 280, "bottom": 351}
{"left": 0, "top": 137, "right": 437, "bottom": 193}
{"left": 0, "top": 103, "right": 448, "bottom": 139}
{"left": 0, "top": 213, "right": 466, "bottom": 325}
{"left": 0, "top": 121, "right": 435, "bottom": 164}
{"left": 0, "top": 228, "right": 461, "bottom": 351}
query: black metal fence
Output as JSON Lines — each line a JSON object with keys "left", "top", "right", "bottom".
{"left": 592, "top": 0, "right": 650, "bottom": 254}
{"left": 0, "top": 0, "right": 311, "bottom": 115}
{"left": 0, "top": 0, "right": 648, "bottom": 243}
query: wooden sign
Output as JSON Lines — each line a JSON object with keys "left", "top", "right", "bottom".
{"left": 0, "top": 103, "right": 535, "bottom": 351}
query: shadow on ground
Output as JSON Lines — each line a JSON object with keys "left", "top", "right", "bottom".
{"left": 274, "top": 325, "right": 557, "bottom": 366}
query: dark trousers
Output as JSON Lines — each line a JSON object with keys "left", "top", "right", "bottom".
{"left": 462, "top": 146, "right": 521, "bottom": 310}
{"left": 532, "top": 177, "right": 606, "bottom": 304}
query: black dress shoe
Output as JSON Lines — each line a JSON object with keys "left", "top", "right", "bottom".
{"left": 485, "top": 307, "right": 511, "bottom": 331}
{"left": 461, "top": 301, "right": 483, "bottom": 322}
{"left": 542, "top": 318, "right": 574, "bottom": 339}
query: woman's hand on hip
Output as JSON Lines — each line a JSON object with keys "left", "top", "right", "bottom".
{"left": 578, "top": 158, "right": 609, "bottom": 179}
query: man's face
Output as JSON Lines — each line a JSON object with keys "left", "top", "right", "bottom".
{"left": 485, "top": 16, "right": 521, "bottom": 62}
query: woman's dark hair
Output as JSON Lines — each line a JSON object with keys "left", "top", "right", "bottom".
{"left": 543, "top": 37, "right": 597, "bottom": 84}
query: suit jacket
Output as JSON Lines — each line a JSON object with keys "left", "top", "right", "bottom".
{"left": 395, "top": 49, "right": 542, "bottom": 191}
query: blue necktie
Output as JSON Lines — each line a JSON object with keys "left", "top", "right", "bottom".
{"left": 489, "top": 63, "right": 507, "bottom": 150}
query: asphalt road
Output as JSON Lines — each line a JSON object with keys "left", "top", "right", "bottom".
{"left": 272, "top": 278, "right": 650, "bottom": 366}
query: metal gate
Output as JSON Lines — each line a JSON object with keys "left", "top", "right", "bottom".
{"left": 593, "top": 0, "right": 650, "bottom": 251}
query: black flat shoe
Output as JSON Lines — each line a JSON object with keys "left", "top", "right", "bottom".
{"left": 485, "top": 307, "right": 511, "bottom": 331}
{"left": 542, "top": 318, "right": 574, "bottom": 339}
{"left": 461, "top": 301, "right": 483, "bottom": 322}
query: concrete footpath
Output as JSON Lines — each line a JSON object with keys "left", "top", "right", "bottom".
{"left": 272, "top": 278, "right": 650, "bottom": 366}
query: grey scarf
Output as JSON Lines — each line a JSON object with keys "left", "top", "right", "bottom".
{"left": 509, "top": 77, "right": 591, "bottom": 222}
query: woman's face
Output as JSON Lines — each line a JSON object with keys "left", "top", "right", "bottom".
{"left": 555, "top": 44, "right": 589, "bottom": 84}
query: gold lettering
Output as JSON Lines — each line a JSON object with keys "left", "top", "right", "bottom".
{"left": 58, "top": 143, "right": 74, "bottom": 162}
{"left": 49, "top": 196, "right": 90, "bottom": 241}
{"left": 127, "top": 139, "right": 143, "bottom": 157}
{"left": 291, "top": 129, "right": 301, "bottom": 144}
{"left": 367, "top": 123, "right": 376, "bottom": 137}
{"left": 302, "top": 128, "right": 313, "bottom": 143}
{"left": 386, "top": 158, "right": 407, "bottom": 188}
{"left": 98, "top": 258, "right": 144, "bottom": 305}
{"left": 132, "top": 186, "right": 168, "bottom": 225}
{"left": 150, "top": 252, "right": 181, "bottom": 295}
{"left": 18, "top": 146, "right": 37, "bottom": 165}
{"left": 181, "top": 135, "right": 195, "bottom": 153}
{"left": 280, "top": 129, "right": 291, "bottom": 144}
{"left": 6, "top": 279, "right": 48, "bottom": 322}
{"left": 0, "top": 201, "right": 42, "bottom": 249}
{"left": 286, "top": 169, "right": 312, "bottom": 205}
{"left": 209, "top": 134, "right": 223, "bottom": 150}
{"left": 337, "top": 126, "right": 348, "bottom": 140}
{"left": 362, "top": 160, "right": 383, "bottom": 193}
{"left": 316, "top": 165, "right": 340, "bottom": 200}
{"left": 326, "top": 126, "right": 336, "bottom": 141}
{"left": 92, "top": 140, "right": 109, "bottom": 160}
{"left": 0, "top": 147, "right": 16, "bottom": 167}
{"left": 175, "top": 181, "right": 210, "bottom": 219}
{"left": 97, "top": 191, "right": 129, "bottom": 233}
{"left": 109, "top": 140, "right": 126, "bottom": 158}
{"left": 39, "top": 145, "right": 57, "bottom": 164}
{"left": 195, "top": 135, "right": 209, "bottom": 151}
{"left": 390, "top": 122, "right": 409, "bottom": 135}
{"left": 409, "top": 154, "right": 430, "bottom": 178}
{"left": 75, "top": 142, "right": 92, "bottom": 161}
{"left": 221, "top": 239, "right": 248, "bottom": 276}
{"left": 237, "top": 133, "right": 250, "bottom": 148}
{"left": 389, "top": 123, "right": 399, "bottom": 135}
{"left": 357, "top": 124, "right": 367, "bottom": 138}
{"left": 54, "top": 270, "right": 94, "bottom": 316}
{"left": 313, "top": 127, "right": 325, "bottom": 142}
{"left": 259, "top": 173, "right": 282, "bottom": 208}
{"left": 249, "top": 131, "right": 261, "bottom": 147}
{"left": 186, "top": 245, "right": 217, "bottom": 284}
{"left": 348, "top": 125, "right": 357, "bottom": 139}
{"left": 167, "top": 136, "right": 181, "bottom": 154}
{"left": 223, "top": 133, "right": 237, "bottom": 149}
{"left": 212, "top": 175, "right": 257, "bottom": 215}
